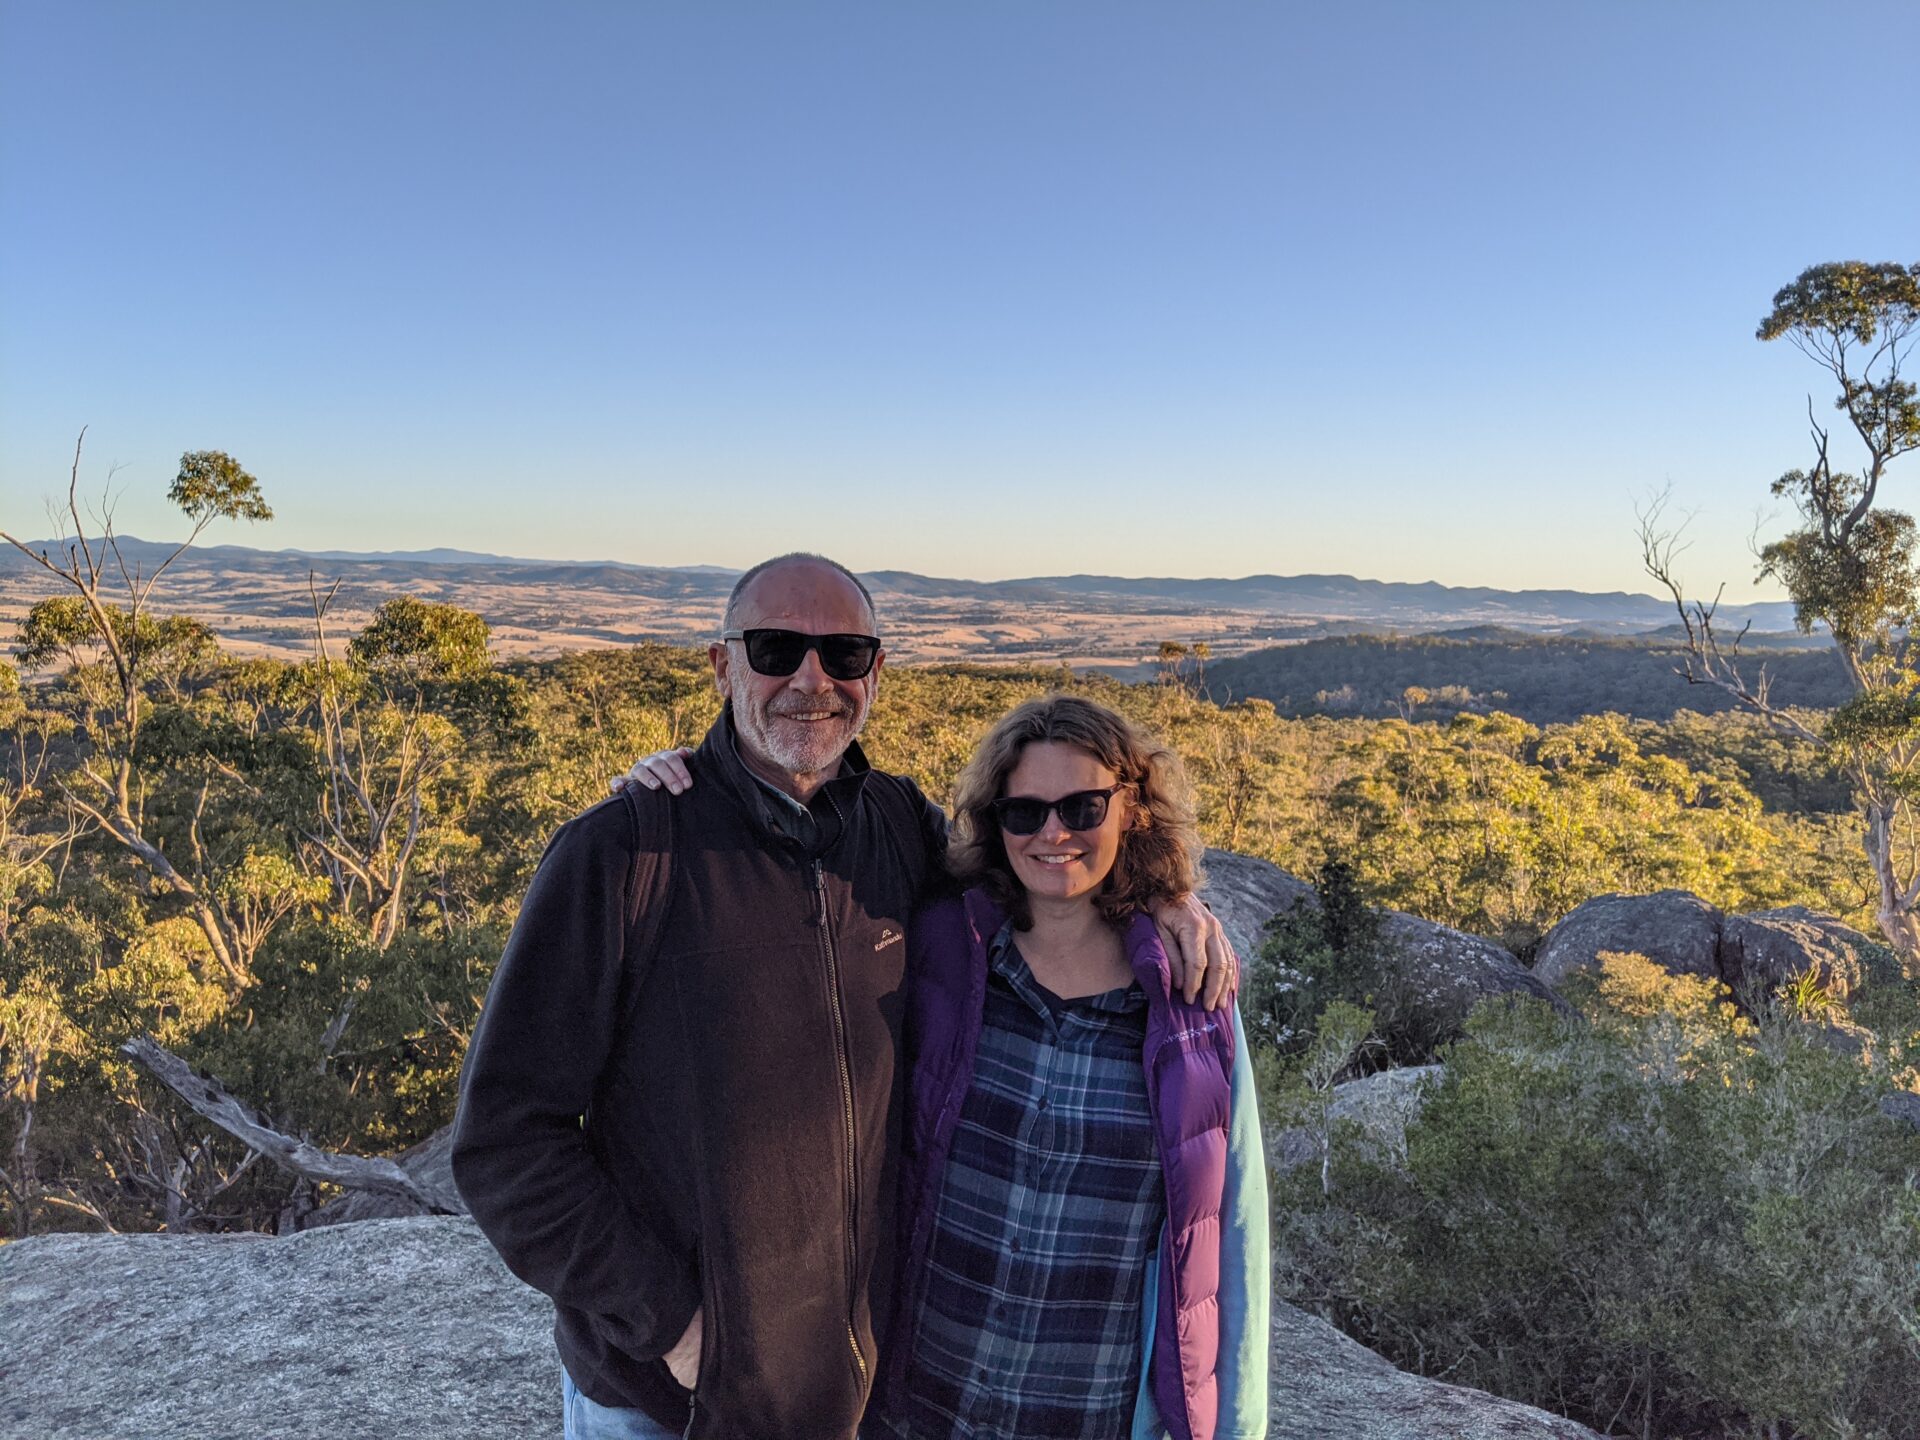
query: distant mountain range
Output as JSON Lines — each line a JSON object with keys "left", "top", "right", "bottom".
{"left": 1, "top": 535, "right": 1818, "bottom": 678}
{"left": 4, "top": 537, "right": 735, "bottom": 586}
{"left": 1012, "top": 572, "right": 1802, "bottom": 633}
{"left": 0, "top": 537, "right": 1802, "bottom": 635}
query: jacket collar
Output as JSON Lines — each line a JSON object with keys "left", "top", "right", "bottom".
{"left": 697, "top": 706, "right": 874, "bottom": 855}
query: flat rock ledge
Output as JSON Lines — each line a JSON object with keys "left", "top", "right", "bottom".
{"left": 0, "top": 1217, "right": 554, "bottom": 1440}
{"left": 0, "top": 1216, "right": 1598, "bottom": 1440}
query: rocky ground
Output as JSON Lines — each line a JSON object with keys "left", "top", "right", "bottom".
{"left": 0, "top": 1219, "right": 550, "bottom": 1440}
{"left": 0, "top": 1215, "right": 1600, "bottom": 1440}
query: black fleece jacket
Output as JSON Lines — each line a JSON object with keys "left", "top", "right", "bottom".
{"left": 451, "top": 713, "right": 945, "bottom": 1438}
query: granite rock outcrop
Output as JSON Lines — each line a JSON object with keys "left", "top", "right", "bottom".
{"left": 1533, "top": 890, "right": 1887, "bottom": 1004}
{"left": 0, "top": 1215, "right": 1602, "bottom": 1440}
{"left": 1200, "top": 849, "right": 1568, "bottom": 1036}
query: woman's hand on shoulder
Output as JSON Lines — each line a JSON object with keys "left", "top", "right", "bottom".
{"left": 610, "top": 748, "right": 697, "bottom": 796}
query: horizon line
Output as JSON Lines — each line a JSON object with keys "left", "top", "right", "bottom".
{"left": 2, "top": 531, "right": 1789, "bottom": 610}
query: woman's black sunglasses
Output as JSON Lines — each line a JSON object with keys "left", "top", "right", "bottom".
{"left": 990, "top": 784, "right": 1127, "bottom": 836}
{"left": 723, "top": 628, "right": 881, "bottom": 681}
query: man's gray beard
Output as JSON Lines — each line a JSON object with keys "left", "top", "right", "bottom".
{"left": 738, "top": 703, "right": 863, "bottom": 778}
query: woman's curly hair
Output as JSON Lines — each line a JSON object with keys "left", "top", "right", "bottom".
{"left": 946, "top": 693, "right": 1204, "bottom": 929}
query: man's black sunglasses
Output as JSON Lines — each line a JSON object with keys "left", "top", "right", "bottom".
{"left": 723, "top": 628, "right": 882, "bottom": 681}
{"left": 989, "top": 784, "right": 1128, "bottom": 837}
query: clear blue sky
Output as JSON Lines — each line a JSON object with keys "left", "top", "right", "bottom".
{"left": 3, "top": 1, "right": 1915, "bottom": 593}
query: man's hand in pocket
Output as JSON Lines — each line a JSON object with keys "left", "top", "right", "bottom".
{"left": 665, "top": 1308, "right": 703, "bottom": 1389}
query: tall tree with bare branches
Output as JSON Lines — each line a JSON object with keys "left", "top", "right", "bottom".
{"left": 1, "top": 436, "right": 281, "bottom": 985}
{"left": 1642, "top": 261, "right": 1920, "bottom": 951}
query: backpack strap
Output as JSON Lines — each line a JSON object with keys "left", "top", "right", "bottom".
{"left": 617, "top": 783, "right": 677, "bottom": 999}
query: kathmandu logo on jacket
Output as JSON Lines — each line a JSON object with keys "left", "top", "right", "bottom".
{"left": 874, "top": 928, "right": 904, "bottom": 952}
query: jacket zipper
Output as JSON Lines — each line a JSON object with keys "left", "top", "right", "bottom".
{"left": 812, "top": 851, "right": 869, "bottom": 1394}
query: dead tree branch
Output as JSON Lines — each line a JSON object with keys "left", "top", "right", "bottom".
{"left": 119, "top": 1035, "right": 460, "bottom": 1213}
{"left": 1636, "top": 489, "right": 1821, "bottom": 745}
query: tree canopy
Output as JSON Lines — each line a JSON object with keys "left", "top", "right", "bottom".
{"left": 168, "top": 451, "right": 273, "bottom": 527}
{"left": 1646, "top": 261, "right": 1920, "bottom": 953}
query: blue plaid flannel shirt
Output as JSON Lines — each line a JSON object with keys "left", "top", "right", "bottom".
{"left": 870, "top": 923, "right": 1167, "bottom": 1440}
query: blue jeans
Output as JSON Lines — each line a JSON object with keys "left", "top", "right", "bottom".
{"left": 562, "top": 1370, "right": 687, "bottom": 1440}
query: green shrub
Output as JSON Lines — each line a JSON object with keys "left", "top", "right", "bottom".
{"left": 1248, "top": 860, "right": 1448, "bottom": 1067}
{"left": 1271, "top": 956, "right": 1920, "bottom": 1439}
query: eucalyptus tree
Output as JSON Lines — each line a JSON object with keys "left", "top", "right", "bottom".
{"left": 2, "top": 440, "right": 288, "bottom": 986}
{"left": 1642, "top": 261, "right": 1920, "bottom": 952}
{"left": 299, "top": 592, "right": 503, "bottom": 952}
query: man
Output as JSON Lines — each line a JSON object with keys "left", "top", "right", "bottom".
{"left": 452, "top": 553, "right": 1229, "bottom": 1440}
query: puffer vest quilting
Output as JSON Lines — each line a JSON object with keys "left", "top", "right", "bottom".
{"left": 885, "top": 887, "right": 1236, "bottom": 1440}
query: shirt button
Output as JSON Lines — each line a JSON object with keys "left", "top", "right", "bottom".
{"left": 1009, "top": 1238, "right": 1021, "bottom": 1253}
{"left": 994, "top": 1304, "right": 1008, "bottom": 1320}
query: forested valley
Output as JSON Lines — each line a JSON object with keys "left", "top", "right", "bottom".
{"left": 1205, "top": 628, "right": 1853, "bottom": 724}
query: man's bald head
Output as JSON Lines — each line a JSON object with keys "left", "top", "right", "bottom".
{"left": 722, "top": 553, "right": 877, "bottom": 635}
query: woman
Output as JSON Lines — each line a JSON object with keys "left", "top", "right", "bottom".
{"left": 867, "top": 694, "right": 1267, "bottom": 1440}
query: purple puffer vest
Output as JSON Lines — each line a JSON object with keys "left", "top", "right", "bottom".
{"left": 879, "top": 887, "right": 1236, "bottom": 1440}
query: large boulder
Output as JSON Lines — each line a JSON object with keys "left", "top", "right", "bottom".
{"left": 0, "top": 1216, "right": 1600, "bottom": 1440}
{"left": 1270, "top": 1064, "right": 1444, "bottom": 1173}
{"left": 1533, "top": 890, "right": 1722, "bottom": 990}
{"left": 1198, "top": 848, "right": 1316, "bottom": 961}
{"left": 1200, "top": 849, "right": 1568, "bottom": 1031}
{"left": 1717, "top": 906, "right": 1880, "bottom": 998}
{"left": 1374, "top": 910, "right": 1568, "bottom": 1025}
{"left": 1534, "top": 891, "right": 1892, "bottom": 1013}
{"left": 1882, "top": 1090, "right": 1920, "bottom": 1134}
